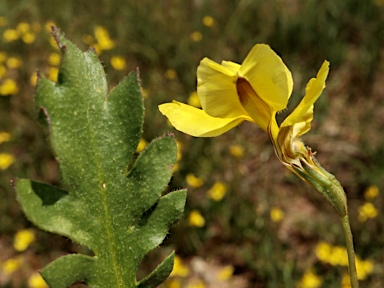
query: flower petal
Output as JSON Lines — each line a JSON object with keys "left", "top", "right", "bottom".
{"left": 281, "top": 60, "right": 330, "bottom": 135}
{"left": 197, "top": 58, "right": 249, "bottom": 119}
{"left": 159, "top": 101, "right": 250, "bottom": 137}
{"left": 239, "top": 44, "right": 293, "bottom": 111}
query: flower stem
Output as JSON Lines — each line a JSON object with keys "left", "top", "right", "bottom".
{"left": 341, "top": 214, "right": 359, "bottom": 288}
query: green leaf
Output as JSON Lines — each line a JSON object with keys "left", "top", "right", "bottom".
{"left": 15, "top": 27, "right": 186, "bottom": 288}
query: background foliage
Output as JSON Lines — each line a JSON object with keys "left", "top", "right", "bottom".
{"left": 1, "top": 0, "right": 384, "bottom": 287}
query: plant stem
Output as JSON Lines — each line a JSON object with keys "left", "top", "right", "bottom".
{"left": 341, "top": 214, "right": 359, "bottom": 288}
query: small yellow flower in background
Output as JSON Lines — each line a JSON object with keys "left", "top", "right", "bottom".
{"left": 0, "top": 78, "right": 18, "bottom": 95}
{"left": 207, "top": 182, "right": 227, "bottom": 201}
{"left": 0, "top": 153, "right": 15, "bottom": 169}
{"left": 364, "top": 185, "right": 379, "bottom": 200}
{"left": 176, "top": 140, "right": 183, "bottom": 161}
{"left": 165, "top": 68, "right": 177, "bottom": 80}
{"left": 190, "top": 31, "right": 202, "bottom": 42}
{"left": 28, "top": 272, "right": 48, "bottom": 288}
{"left": 297, "top": 270, "right": 322, "bottom": 288}
{"left": 94, "top": 26, "right": 115, "bottom": 51}
{"left": 358, "top": 202, "right": 378, "bottom": 222}
{"left": 315, "top": 241, "right": 332, "bottom": 263}
{"left": 186, "top": 173, "right": 204, "bottom": 188}
{"left": 22, "top": 32, "right": 36, "bottom": 44}
{"left": 1, "top": 256, "right": 23, "bottom": 275}
{"left": 170, "top": 255, "right": 189, "bottom": 277}
{"left": 0, "top": 131, "right": 11, "bottom": 143}
{"left": 49, "top": 36, "right": 59, "bottom": 50}
{"left": 188, "top": 210, "right": 205, "bottom": 227}
{"left": 202, "top": 16, "right": 215, "bottom": 27}
{"left": 48, "top": 53, "right": 61, "bottom": 66}
{"left": 0, "top": 16, "right": 7, "bottom": 26}
{"left": 341, "top": 274, "right": 351, "bottom": 288}
{"left": 187, "top": 92, "right": 201, "bottom": 108}
{"left": 355, "top": 257, "right": 374, "bottom": 280}
{"left": 3, "top": 29, "right": 19, "bottom": 42}
{"left": 30, "top": 73, "right": 38, "bottom": 86}
{"left": 270, "top": 207, "right": 284, "bottom": 222}
{"left": 110, "top": 56, "right": 127, "bottom": 71}
{"left": 45, "top": 20, "right": 56, "bottom": 32}
{"left": 136, "top": 138, "right": 148, "bottom": 153}
{"left": 48, "top": 67, "right": 59, "bottom": 82}
{"left": 166, "top": 278, "right": 182, "bottom": 288}
{"left": 14, "top": 229, "right": 36, "bottom": 251}
{"left": 16, "top": 22, "right": 31, "bottom": 34}
{"left": 328, "top": 246, "right": 348, "bottom": 267}
{"left": 229, "top": 145, "right": 245, "bottom": 158}
{"left": 6, "top": 57, "right": 22, "bottom": 69}
{"left": 217, "top": 265, "right": 234, "bottom": 281}
{"left": 0, "top": 65, "right": 6, "bottom": 77}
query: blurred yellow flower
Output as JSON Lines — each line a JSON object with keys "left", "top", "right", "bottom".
{"left": 297, "top": 270, "right": 322, "bottom": 288}
{"left": 229, "top": 145, "right": 244, "bottom": 158}
{"left": 315, "top": 241, "right": 332, "bottom": 263}
{"left": 16, "top": 22, "right": 31, "bottom": 34}
{"left": 0, "top": 131, "right": 11, "bottom": 143}
{"left": 22, "top": 32, "right": 36, "bottom": 44}
{"left": 188, "top": 210, "right": 205, "bottom": 227}
{"left": 30, "top": 73, "right": 38, "bottom": 86}
{"left": 207, "top": 182, "right": 227, "bottom": 201}
{"left": 3, "top": 29, "right": 19, "bottom": 42}
{"left": 166, "top": 278, "right": 182, "bottom": 288}
{"left": 190, "top": 31, "right": 202, "bottom": 42}
{"left": 48, "top": 53, "right": 61, "bottom": 66}
{"left": 28, "top": 272, "right": 48, "bottom": 288}
{"left": 202, "top": 16, "right": 215, "bottom": 27}
{"left": 270, "top": 207, "right": 284, "bottom": 222}
{"left": 170, "top": 255, "right": 189, "bottom": 277}
{"left": 165, "top": 68, "right": 177, "bottom": 80}
{"left": 1, "top": 256, "right": 23, "bottom": 275}
{"left": 48, "top": 67, "right": 59, "bottom": 82}
{"left": 358, "top": 202, "right": 378, "bottom": 222}
{"left": 186, "top": 173, "right": 203, "bottom": 188}
{"left": 0, "top": 65, "right": 6, "bottom": 77}
{"left": 341, "top": 274, "right": 351, "bottom": 288}
{"left": 328, "top": 246, "right": 348, "bottom": 267}
{"left": 187, "top": 92, "right": 201, "bottom": 108}
{"left": 364, "top": 185, "right": 379, "bottom": 200}
{"left": 1, "top": 78, "right": 20, "bottom": 94}
{"left": 49, "top": 36, "right": 59, "bottom": 50}
{"left": 217, "top": 265, "right": 234, "bottom": 281}
{"left": 110, "top": 56, "right": 127, "bottom": 70}
{"left": 45, "top": 20, "right": 56, "bottom": 32}
{"left": 355, "top": 257, "right": 374, "bottom": 280}
{"left": 0, "top": 153, "right": 15, "bottom": 170}
{"left": 176, "top": 140, "right": 183, "bottom": 161}
{"left": 136, "top": 138, "right": 148, "bottom": 153}
{"left": 94, "top": 26, "right": 115, "bottom": 51}
{"left": 7, "top": 57, "right": 22, "bottom": 69}
{"left": 14, "top": 229, "right": 36, "bottom": 251}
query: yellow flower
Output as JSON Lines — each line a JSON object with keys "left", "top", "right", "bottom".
{"left": 110, "top": 56, "right": 127, "bottom": 70}
{"left": 315, "top": 241, "right": 332, "bottom": 263}
{"left": 45, "top": 20, "right": 56, "bottom": 32}
{"left": 158, "top": 44, "right": 346, "bottom": 217}
{"left": 16, "top": 22, "right": 31, "bottom": 34}
{"left": 28, "top": 272, "right": 48, "bottom": 288}
{"left": 186, "top": 173, "right": 204, "bottom": 187}
{"left": 136, "top": 138, "right": 148, "bottom": 152}
{"left": 48, "top": 53, "right": 61, "bottom": 66}
{"left": 166, "top": 278, "right": 182, "bottom": 288}
{"left": 48, "top": 67, "right": 59, "bottom": 82}
{"left": 355, "top": 257, "right": 374, "bottom": 280}
{"left": 22, "top": 32, "right": 36, "bottom": 44}
{"left": 94, "top": 26, "right": 115, "bottom": 51}
{"left": 0, "top": 153, "right": 15, "bottom": 169}
{"left": 270, "top": 207, "right": 284, "bottom": 222}
{"left": 6, "top": 57, "right": 22, "bottom": 69}
{"left": 216, "top": 265, "right": 234, "bottom": 281}
{"left": 202, "top": 16, "right": 215, "bottom": 27}
{"left": 1, "top": 256, "right": 23, "bottom": 275}
{"left": 3, "top": 29, "right": 19, "bottom": 42}
{"left": 188, "top": 210, "right": 205, "bottom": 227}
{"left": 358, "top": 202, "right": 378, "bottom": 222}
{"left": 328, "top": 246, "right": 348, "bottom": 267}
{"left": 190, "top": 31, "right": 202, "bottom": 42}
{"left": 14, "top": 229, "right": 36, "bottom": 251}
{"left": 1, "top": 78, "right": 19, "bottom": 95}
{"left": 0, "top": 131, "right": 11, "bottom": 143}
{"left": 187, "top": 91, "right": 201, "bottom": 108}
{"left": 170, "top": 255, "right": 189, "bottom": 277}
{"left": 297, "top": 270, "right": 322, "bottom": 288}
{"left": 207, "top": 182, "right": 227, "bottom": 201}
{"left": 364, "top": 185, "right": 379, "bottom": 200}
{"left": 229, "top": 144, "right": 244, "bottom": 158}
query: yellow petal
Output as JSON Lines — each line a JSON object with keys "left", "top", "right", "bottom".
{"left": 239, "top": 44, "right": 293, "bottom": 111}
{"left": 221, "top": 60, "right": 241, "bottom": 73}
{"left": 159, "top": 101, "right": 249, "bottom": 137}
{"left": 281, "top": 60, "right": 329, "bottom": 135}
{"left": 197, "top": 58, "right": 250, "bottom": 119}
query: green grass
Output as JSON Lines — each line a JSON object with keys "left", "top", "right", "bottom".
{"left": 1, "top": 0, "right": 384, "bottom": 287}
